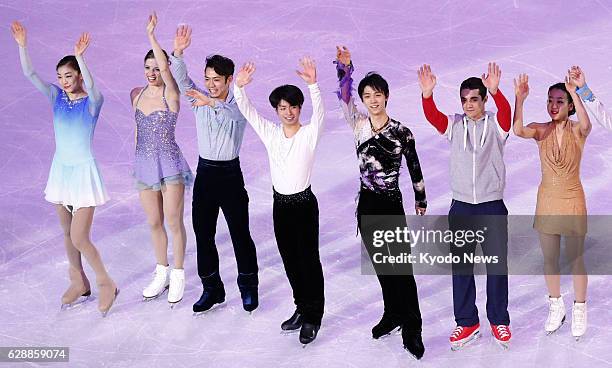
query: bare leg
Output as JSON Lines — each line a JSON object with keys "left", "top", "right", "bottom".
{"left": 56, "top": 205, "right": 90, "bottom": 304}
{"left": 70, "top": 207, "right": 116, "bottom": 313}
{"left": 161, "top": 183, "right": 186, "bottom": 269}
{"left": 565, "top": 236, "right": 587, "bottom": 302}
{"left": 139, "top": 189, "right": 168, "bottom": 266}
{"left": 539, "top": 233, "right": 561, "bottom": 297}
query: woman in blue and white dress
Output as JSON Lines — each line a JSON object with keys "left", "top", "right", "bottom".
{"left": 11, "top": 21, "right": 118, "bottom": 316}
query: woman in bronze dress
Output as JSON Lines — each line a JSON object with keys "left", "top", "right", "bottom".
{"left": 513, "top": 72, "right": 591, "bottom": 340}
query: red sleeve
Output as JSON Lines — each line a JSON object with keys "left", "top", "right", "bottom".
{"left": 422, "top": 94, "right": 448, "bottom": 134}
{"left": 491, "top": 89, "right": 511, "bottom": 132}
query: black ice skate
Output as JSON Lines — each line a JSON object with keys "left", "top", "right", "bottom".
{"left": 280, "top": 311, "right": 303, "bottom": 334}
{"left": 372, "top": 313, "right": 402, "bottom": 339}
{"left": 239, "top": 286, "right": 258, "bottom": 313}
{"left": 192, "top": 287, "right": 225, "bottom": 315}
{"left": 299, "top": 323, "right": 320, "bottom": 346}
{"left": 402, "top": 328, "right": 425, "bottom": 360}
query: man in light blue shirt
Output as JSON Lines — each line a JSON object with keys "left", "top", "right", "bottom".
{"left": 170, "top": 25, "right": 258, "bottom": 314}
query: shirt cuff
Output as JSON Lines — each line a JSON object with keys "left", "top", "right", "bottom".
{"left": 334, "top": 60, "right": 353, "bottom": 80}
{"left": 576, "top": 84, "right": 594, "bottom": 102}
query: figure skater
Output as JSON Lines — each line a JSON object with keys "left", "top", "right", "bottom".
{"left": 10, "top": 21, "right": 118, "bottom": 316}
{"left": 131, "top": 13, "right": 193, "bottom": 307}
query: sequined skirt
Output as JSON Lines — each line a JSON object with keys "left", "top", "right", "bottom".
{"left": 135, "top": 172, "right": 193, "bottom": 191}
{"left": 134, "top": 147, "right": 194, "bottom": 191}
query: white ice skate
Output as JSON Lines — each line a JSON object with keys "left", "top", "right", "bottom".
{"left": 168, "top": 268, "right": 185, "bottom": 308}
{"left": 571, "top": 301, "right": 587, "bottom": 341}
{"left": 545, "top": 295, "right": 566, "bottom": 335}
{"left": 142, "top": 264, "right": 169, "bottom": 301}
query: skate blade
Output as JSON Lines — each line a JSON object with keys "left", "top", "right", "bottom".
{"left": 280, "top": 329, "right": 301, "bottom": 335}
{"left": 192, "top": 302, "right": 226, "bottom": 316}
{"left": 168, "top": 298, "right": 183, "bottom": 309}
{"left": 573, "top": 334, "right": 584, "bottom": 342}
{"left": 142, "top": 286, "right": 169, "bottom": 302}
{"left": 450, "top": 331, "right": 480, "bottom": 351}
{"left": 374, "top": 326, "right": 402, "bottom": 340}
{"left": 495, "top": 340, "right": 510, "bottom": 350}
{"left": 100, "top": 288, "right": 120, "bottom": 318}
{"left": 545, "top": 318, "right": 566, "bottom": 335}
{"left": 60, "top": 294, "right": 94, "bottom": 311}
{"left": 300, "top": 333, "right": 318, "bottom": 347}
{"left": 404, "top": 349, "right": 422, "bottom": 361}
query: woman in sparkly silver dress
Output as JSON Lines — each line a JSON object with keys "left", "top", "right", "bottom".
{"left": 130, "top": 13, "right": 193, "bottom": 306}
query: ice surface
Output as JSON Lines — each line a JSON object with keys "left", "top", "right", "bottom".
{"left": 1, "top": 1, "right": 611, "bottom": 367}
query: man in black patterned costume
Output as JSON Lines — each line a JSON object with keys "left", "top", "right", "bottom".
{"left": 334, "top": 46, "right": 427, "bottom": 360}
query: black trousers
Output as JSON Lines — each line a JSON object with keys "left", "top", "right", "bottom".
{"left": 273, "top": 186, "right": 325, "bottom": 325}
{"left": 357, "top": 188, "right": 422, "bottom": 333}
{"left": 192, "top": 157, "right": 258, "bottom": 289}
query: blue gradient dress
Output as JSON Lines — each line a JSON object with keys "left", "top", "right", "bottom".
{"left": 44, "top": 85, "right": 109, "bottom": 208}
{"left": 19, "top": 47, "right": 109, "bottom": 210}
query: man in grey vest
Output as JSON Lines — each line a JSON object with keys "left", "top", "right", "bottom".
{"left": 417, "top": 63, "right": 512, "bottom": 350}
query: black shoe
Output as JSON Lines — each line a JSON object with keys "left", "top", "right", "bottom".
{"left": 192, "top": 287, "right": 225, "bottom": 313}
{"left": 299, "top": 323, "right": 320, "bottom": 345}
{"left": 372, "top": 313, "right": 401, "bottom": 339}
{"left": 281, "top": 310, "right": 303, "bottom": 331}
{"left": 239, "top": 286, "right": 258, "bottom": 312}
{"left": 402, "top": 328, "right": 425, "bottom": 360}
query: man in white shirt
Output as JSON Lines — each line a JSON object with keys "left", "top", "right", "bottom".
{"left": 190, "top": 57, "right": 325, "bottom": 345}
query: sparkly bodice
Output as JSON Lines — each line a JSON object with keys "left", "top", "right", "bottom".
{"left": 135, "top": 107, "right": 181, "bottom": 157}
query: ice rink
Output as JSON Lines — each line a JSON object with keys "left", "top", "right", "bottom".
{"left": 1, "top": 0, "right": 611, "bottom": 367}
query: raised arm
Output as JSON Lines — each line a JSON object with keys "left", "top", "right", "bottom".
{"left": 169, "top": 24, "right": 201, "bottom": 102}
{"left": 402, "top": 130, "right": 427, "bottom": 215}
{"left": 74, "top": 32, "right": 103, "bottom": 115}
{"left": 232, "top": 62, "right": 275, "bottom": 145}
{"left": 512, "top": 74, "right": 537, "bottom": 139}
{"left": 296, "top": 57, "right": 324, "bottom": 142}
{"left": 565, "top": 70, "right": 591, "bottom": 137}
{"left": 11, "top": 21, "right": 55, "bottom": 101}
{"left": 334, "top": 46, "right": 367, "bottom": 130}
{"left": 418, "top": 64, "right": 449, "bottom": 134}
{"left": 570, "top": 66, "right": 611, "bottom": 131}
{"left": 146, "top": 12, "right": 180, "bottom": 111}
{"left": 482, "top": 62, "right": 511, "bottom": 132}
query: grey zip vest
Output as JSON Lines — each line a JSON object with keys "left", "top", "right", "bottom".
{"left": 447, "top": 111, "right": 508, "bottom": 204}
